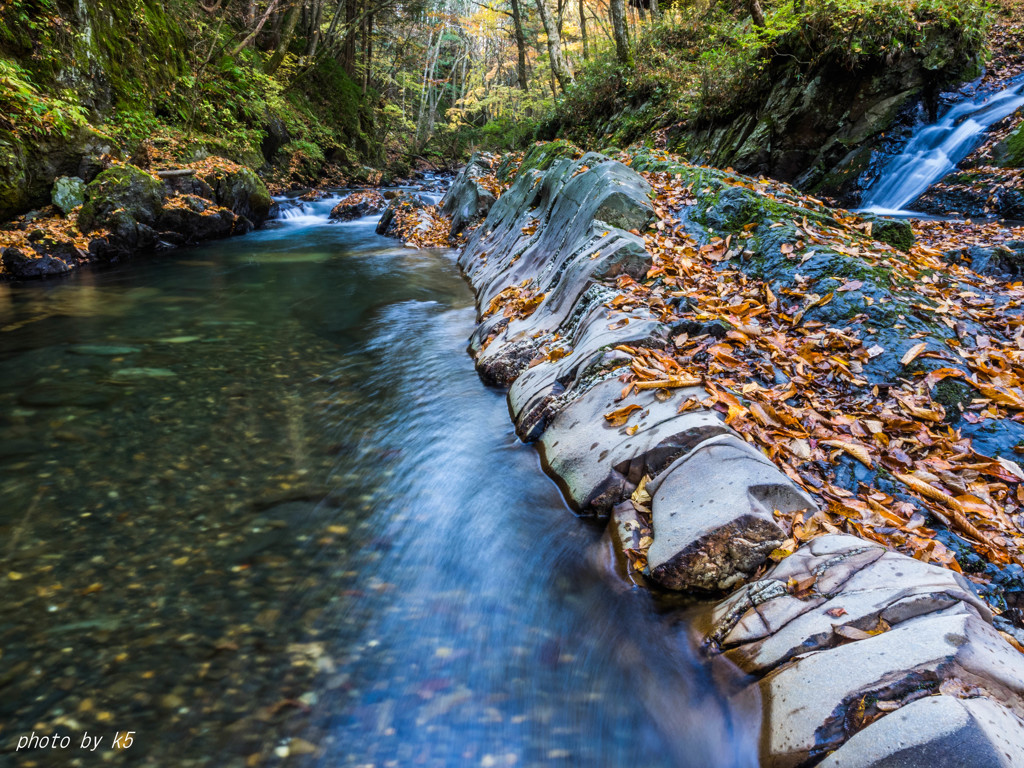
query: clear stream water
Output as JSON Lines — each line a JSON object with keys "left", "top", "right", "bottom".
{"left": 861, "top": 78, "right": 1024, "bottom": 215}
{"left": 0, "top": 200, "right": 757, "bottom": 767}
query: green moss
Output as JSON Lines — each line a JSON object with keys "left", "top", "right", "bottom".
{"left": 933, "top": 377, "right": 972, "bottom": 419}
{"left": 517, "top": 140, "right": 582, "bottom": 178}
{"left": 864, "top": 215, "right": 915, "bottom": 252}
{"left": 995, "top": 124, "right": 1024, "bottom": 169}
{"left": 77, "top": 163, "right": 163, "bottom": 232}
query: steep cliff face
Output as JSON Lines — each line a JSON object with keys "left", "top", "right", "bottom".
{"left": 668, "top": 54, "right": 955, "bottom": 204}
{"left": 547, "top": 2, "right": 987, "bottom": 207}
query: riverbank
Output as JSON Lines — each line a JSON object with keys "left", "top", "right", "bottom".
{"left": 378, "top": 142, "right": 1024, "bottom": 765}
{"left": 0, "top": 157, "right": 452, "bottom": 281}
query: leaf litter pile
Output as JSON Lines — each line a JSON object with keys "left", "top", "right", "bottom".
{"left": 621, "top": 165, "right": 1024, "bottom": 613}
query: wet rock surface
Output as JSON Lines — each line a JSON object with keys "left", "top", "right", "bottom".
{"left": 439, "top": 152, "right": 497, "bottom": 236}
{"left": 699, "top": 532, "right": 1024, "bottom": 766}
{"left": 1, "top": 159, "right": 272, "bottom": 280}
{"left": 455, "top": 144, "right": 1024, "bottom": 768}
{"left": 327, "top": 190, "right": 386, "bottom": 221}
{"left": 375, "top": 192, "right": 429, "bottom": 236}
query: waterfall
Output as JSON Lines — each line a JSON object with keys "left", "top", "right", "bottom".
{"left": 860, "top": 79, "right": 1024, "bottom": 215}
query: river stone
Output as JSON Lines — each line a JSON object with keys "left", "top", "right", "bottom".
{"left": 67, "top": 345, "right": 141, "bottom": 356}
{"left": 756, "top": 611, "right": 1024, "bottom": 767}
{"left": 460, "top": 153, "right": 654, "bottom": 308}
{"left": 329, "top": 192, "right": 385, "bottom": 221}
{"left": 707, "top": 534, "right": 992, "bottom": 673}
{"left": 646, "top": 434, "right": 816, "bottom": 592}
{"left": 157, "top": 195, "right": 237, "bottom": 244}
{"left": 376, "top": 192, "right": 428, "bottom": 236}
{"left": 817, "top": 695, "right": 1024, "bottom": 768}
{"left": 111, "top": 367, "right": 176, "bottom": 379}
{"left": 77, "top": 164, "right": 164, "bottom": 234}
{"left": 857, "top": 213, "right": 915, "bottom": 252}
{"left": 507, "top": 301, "right": 669, "bottom": 440}
{"left": 197, "top": 163, "right": 272, "bottom": 224}
{"left": 1, "top": 247, "right": 73, "bottom": 279}
{"left": 538, "top": 375, "right": 729, "bottom": 514}
{"left": 440, "top": 152, "right": 497, "bottom": 236}
{"left": 52, "top": 176, "right": 86, "bottom": 214}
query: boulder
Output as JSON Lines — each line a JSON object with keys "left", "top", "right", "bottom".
{"left": 161, "top": 173, "right": 216, "bottom": 202}
{"left": 77, "top": 164, "right": 164, "bottom": 235}
{"left": 696, "top": 534, "right": 1024, "bottom": 766}
{"left": 51, "top": 176, "right": 86, "bottom": 215}
{"left": 755, "top": 611, "right": 1024, "bottom": 767}
{"left": 157, "top": 195, "right": 238, "bottom": 244}
{"left": 329, "top": 191, "right": 386, "bottom": 221}
{"left": 856, "top": 213, "right": 914, "bottom": 252}
{"left": 197, "top": 163, "right": 272, "bottom": 224}
{"left": 959, "top": 243, "right": 1024, "bottom": 279}
{"left": 705, "top": 534, "right": 991, "bottom": 672}
{"left": 376, "top": 192, "right": 428, "bottom": 236}
{"left": 1, "top": 247, "right": 73, "bottom": 279}
{"left": 0, "top": 124, "right": 112, "bottom": 222}
{"left": 646, "top": 435, "right": 815, "bottom": 592}
{"left": 817, "top": 695, "right": 1024, "bottom": 768}
{"left": 440, "top": 152, "right": 497, "bottom": 236}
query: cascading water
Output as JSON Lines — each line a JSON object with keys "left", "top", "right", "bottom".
{"left": 860, "top": 79, "right": 1024, "bottom": 215}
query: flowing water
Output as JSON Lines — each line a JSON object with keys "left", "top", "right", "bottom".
{"left": 0, "top": 200, "right": 757, "bottom": 767}
{"left": 860, "top": 79, "right": 1024, "bottom": 215}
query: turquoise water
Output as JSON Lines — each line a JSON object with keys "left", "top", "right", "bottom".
{"left": 0, "top": 202, "right": 757, "bottom": 767}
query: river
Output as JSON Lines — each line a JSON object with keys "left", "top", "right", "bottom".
{"left": 0, "top": 200, "right": 757, "bottom": 767}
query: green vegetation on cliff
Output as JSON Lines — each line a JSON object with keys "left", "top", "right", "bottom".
{"left": 0, "top": 0, "right": 396, "bottom": 219}
{"left": 544, "top": 0, "right": 988, "bottom": 155}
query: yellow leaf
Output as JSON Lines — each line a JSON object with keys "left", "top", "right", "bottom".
{"left": 900, "top": 342, "right": 927, "bottom": 366}
{"left": 604, "top": 404, "right": 641, "bottom": 427}
{"left": 631, "top": 475, "right": 652, "bottom": 506}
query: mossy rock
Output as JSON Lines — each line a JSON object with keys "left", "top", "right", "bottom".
{"left": 77, "top": 164, "right": 164, "bottom": 233}
{"left": 703, "top": 186, "right": 764, "bottom": 231}
{"left": 860, "top": 214, "right": 915, "bottom": 252}
{"left": 52, "top": 176, "right": 86, "bottom": 215}
{"left": 0, "top": 132, "right": 29, "bottom": 222}
{"left": 516, "top": 141, "right": 583, "bottom": 179}
{"left": 993, "top": 123, "right": 1024, "bottom": 169}
{"left": 933, "top": 377, "right": 972, "bottom": 420}
{"left": 197, "top": 162, "right": 271, "bottom": 224}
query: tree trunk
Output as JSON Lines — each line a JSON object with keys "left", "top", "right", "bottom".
{"left": 534, "top": 0, "right": 572, "bottom": 93}
{"left": 748, "top": 0, "right": 765, "bottom": 27}
{"left": 231, "top": 0, "right": 282, "bottom": 56}
{"left": 304, "top": 0, "right": 323, "bottom": 57}
{"left": 362, "top": 9, "right": 373, "bottom": 94}
{"left": 579, "top": 0, "right": 588, "bottom": 59}
{"left": 511, "top": 0, "right": 529, "bottom": 89}
{"left": 341, "top": 0, "right": 358, "bottom": 76}
{"left": 609, "top": 0, "right": 631, "bottom": 67}
{"left": 650, "top": 0, "right": 659, "bottom": 18}
{"left": 267, "top": 0, "right": 302, "bottom": 74}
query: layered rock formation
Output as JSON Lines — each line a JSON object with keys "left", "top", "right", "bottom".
{"left": 438, "top": 147, "right": 1024, "bottom": 766}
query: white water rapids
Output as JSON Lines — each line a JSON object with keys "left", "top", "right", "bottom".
{"left": 860, "top": 79, "right": 1024, "bottom": 215}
